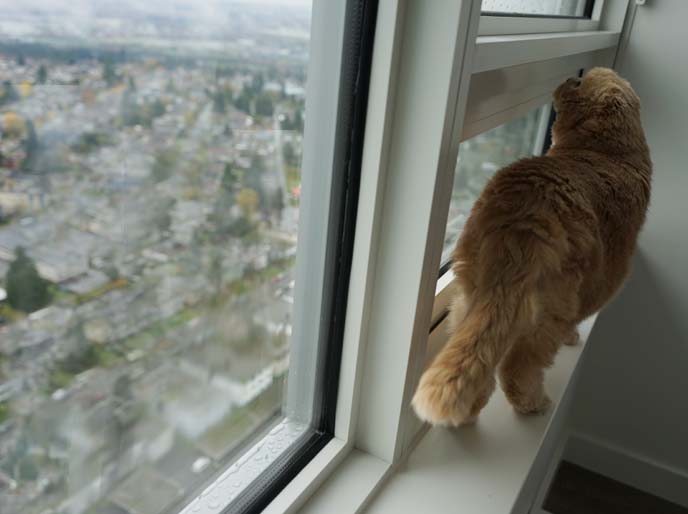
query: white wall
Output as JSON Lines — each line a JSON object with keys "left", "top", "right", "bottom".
{"left": 567, "top": 0, "right": 688, "bottom": 473}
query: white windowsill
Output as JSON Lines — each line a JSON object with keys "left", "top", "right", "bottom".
{"left": 294, "top": 315, "right": 597, "bottom": 514}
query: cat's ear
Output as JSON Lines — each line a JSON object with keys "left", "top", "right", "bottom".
{"left": 598, "top": 85, "right": 627, "bottom": 110}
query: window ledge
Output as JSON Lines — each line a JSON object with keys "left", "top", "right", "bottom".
{"left": 293, "top": 315, "right": 597, "bottom": 514}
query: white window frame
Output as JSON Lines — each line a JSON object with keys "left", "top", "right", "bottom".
{"left": 182, "top": 1, "right": 638, "bottom": 513}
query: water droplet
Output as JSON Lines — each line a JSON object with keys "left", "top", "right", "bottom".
{"left": 192, "top": 505, "right": 202, "bottom": 513}
{"left": 270, "top": 425, "right": 285, "bottom": 435}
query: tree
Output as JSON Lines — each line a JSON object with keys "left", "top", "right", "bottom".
{"left": 113, "top": 374, "right": 133, "bottom": 403}
{"left": 21, "top": 119, "right": 39, "bottom": 171}
{"left": 5, "top": 247, "right": 51, "bottom": 313}
{"left": 151, "top": 98, "right": 166, "bottom": 118}
{"left": 293, "top": 109, "right": 304, "bottom": 132}
{"left": 59, "top": 341, "right": 98, "bottom": 374}
{"left": 280, "top": 109, "right": 304, "bottom": 132}
{"left": 120, "top": 88, "right": 139, "bottom": 126}
{"left": 255, "top": 93, "right": 274, "bottom": 117}
{"left": 166, "top": 77, "right": 176, "bottom": 94}
{"left": 0, "top": 81, "right": 19, "bottom": 106}
{"left": 2, "top": 112, "right": 26, "bottom": 139}
{"left": 17, "top": 457, "right": 39, "bottom": 481}
{"left": 270, "top": 189, "right": 285, "bottom": 221}
{"left": 112, "top": 373, "right": 139, "bottom": 433}
{"left": 226, "top": 215, "right": 254, "bottom": 238}
{"left": 234, "top": 87, "right": 252, "bottom": 114}
{"left": 282, "top": 141, "right": 297, "bottom": 166}
{"left": 16, "top": 54, "right": 25, "bottom": 66}
{"left": 153, "top": 198, "right": 176, "bottom": 234}
{"left": 212, "top": 90, "right": 226, "bottom": 114}
{"left": 221, "top": 162, "right": 243, "bottom": 194}
{"left": 208, "top": 251, "right": 223, "bottom": 301}
{"left": 103, "top": 59, "right": 117, "bottom": 86}
{"left": 244, "top": 156, "right": 268, "bottom": 208}
{"left": 236, "top": 188, "right": 259, "bottom": 218}
{"left": 151, "top": 149, "right": 178, "bottom": 183}
{"left": 127, "top": 76, "right": 137, "bottom": 91}
{"left": 36, "top": 64, "right": 47, "bottom": 85}
{"left": 251, "top": 72, "right": 264, "bottom": 94}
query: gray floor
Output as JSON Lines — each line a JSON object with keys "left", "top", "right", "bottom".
{"left": 543, "top": 461, "right": 688, "bottom": 514}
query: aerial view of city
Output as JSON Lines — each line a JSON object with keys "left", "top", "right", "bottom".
{"left": 0, "top": 1, "right": 311, "bottom": 513}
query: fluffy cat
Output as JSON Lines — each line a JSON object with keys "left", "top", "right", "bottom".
{"left": 412, "top": 68, "right": 652, "bottom": 426}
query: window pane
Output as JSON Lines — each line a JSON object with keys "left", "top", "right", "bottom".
{"left": 481, "top": 0, "right": 591, "bottom": 17}
{"left": 441, "top": 106, "right": 549, "bottom": 265}
{"left": 0, "top": 2, "right": 312, "bottom": 513}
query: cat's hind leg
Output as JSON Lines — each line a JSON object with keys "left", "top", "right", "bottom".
{"left": 498, "top": 318, "right": 575, "bottom": 414}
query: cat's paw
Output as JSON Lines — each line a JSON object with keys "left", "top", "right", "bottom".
{"left": 562, "top": 330, "right": 580, "bottom": 346}
{"left": 412, "top": 366, "right": 491, "bottom": 427}
{"left": 511, "top": 392, "right": 552, "bottom": 415}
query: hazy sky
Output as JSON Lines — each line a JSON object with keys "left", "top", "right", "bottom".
{"left": 0, "top": 0, "right": 312, "bottom": 7}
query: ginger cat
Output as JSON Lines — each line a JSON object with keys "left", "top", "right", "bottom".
{"left": 413, "top": 68, "right": 652, "bottom": 426}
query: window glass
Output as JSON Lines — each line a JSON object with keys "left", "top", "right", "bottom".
{"left": 441, "top": 105, "right": 549, "bottom": 265}
{"left": 481, "top": 0, "right": 591, "bottom": 17}
{"left": 0, "top": 1, "right": 312, "bottom": 513}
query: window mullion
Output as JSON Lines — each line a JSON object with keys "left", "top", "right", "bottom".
{"left": 353, "top": 0, "right": 482, "bottom": 465}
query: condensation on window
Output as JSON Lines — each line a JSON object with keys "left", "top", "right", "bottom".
{"left": 0, "top": 1, "right": 311, "bottom": 514}
{"left": 481, "top": 0, "right": 590, "bottom": 17}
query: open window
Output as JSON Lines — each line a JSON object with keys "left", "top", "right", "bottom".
{"left": 0, "top": 0, "right": 639, "bottom": 513}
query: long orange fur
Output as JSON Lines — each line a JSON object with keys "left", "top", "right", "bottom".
{"left": 412, "top": 68, "right": 652, "bottom": 426}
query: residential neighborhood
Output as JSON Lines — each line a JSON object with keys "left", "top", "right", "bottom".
{"left": 0, "top": 2, "right": 310, "bottom": 513}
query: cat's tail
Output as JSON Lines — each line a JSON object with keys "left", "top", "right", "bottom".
{"left": 412, "top": 223, "right": 567, "bottom": 426}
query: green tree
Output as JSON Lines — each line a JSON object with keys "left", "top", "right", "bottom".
{"left": 59, "top": 342, "right": 98, "bottom": 375}
{"left": 166, "top": 77, "right": 176, "bottom": 94}
{"left": 293, "top": 109, "right": 304, "bottom": 132}
{"left": 18, "top": 457, "right": 38, "bottom": 481}
{"left": 103, "top": 59, "right": 117, "bottom": 86}
{"left": 255, "top": 93, "right": 274, "bottom": 117}
{"left": 270, "top": 189, "right": 285, "bottom": 221}
{"left": 5, "top": 247, "right": 51, "bottom": 313}
{"left": 151, "top": 98, "right": 166, "bottom": 118}
{"left": 251, "top": 72, "right": 264, "bottom": 94}
{"left": 213, "top": 90, "right": 226, "bottom": 114}
{"left": 221, "top": 162, "right": 243, "bottom": 194}
{"left": 0, "top": 402, "right": 9, "bottom": 424}
{"left": 282, "top": 141, "right": 297, "bottom": 166}
{"left": 234, "top": 87, "right": 252, "bottom": 114}
{"left": 36, "top": 64, "right": 48, "bottom": 85}
{"left": 226, "top": 215, "right": 254, "bottom": 238}
{"left": 208, "top": 251, "right": 223, "bottom": 301}
{"left": 151, "top": 148, "right": 178, "bottom": 183}
{"left": 21, "top": 119, "right": 39, "bottom": 171}
{"left": 153, "top": 198, "right": 176, "bottom": 234}
{"left": 244, "top": 155, "right": 268, "bottom": 209}
{"left": 113, "top": 374, "right": 133, "bottom": 404}
{"left": 0, "top": 81, "right": 19, "bottom": 106}
{"left": 112, "top": 373, "right": 139, "bottom": 432}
